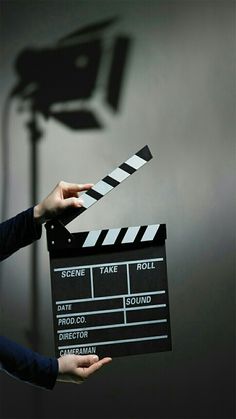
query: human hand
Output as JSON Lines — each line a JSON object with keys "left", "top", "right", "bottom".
{"left": 57, "top": 354, "right": 112, "bottom": 384}
{"left": 33, "top": 181, "right": 93, "bottom": 224}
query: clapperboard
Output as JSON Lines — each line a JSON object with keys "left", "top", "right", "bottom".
{"left": 46, "top": 146, "right": 172, "bottom": 358}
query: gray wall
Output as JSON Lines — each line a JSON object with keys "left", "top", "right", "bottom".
{"left": 0, "top": 1, "right": 235, "bottom": 418}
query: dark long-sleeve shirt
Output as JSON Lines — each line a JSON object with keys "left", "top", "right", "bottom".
{"left": 0, "top": 207, "right": 58, "bottom": 389}
{"left": 0, "top": 207, "right": 41, "bottom": 261}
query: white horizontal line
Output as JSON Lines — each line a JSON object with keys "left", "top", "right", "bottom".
{"left": 56, "top": 290, "right": 166, "bottom": 305}
{"left": 54, "top": 258, "right": 163, "bottom": 272}
{"left": 126, "top": 304, "right": 166, "bottom": 311}
{"left": 56, "top": 303, "right": 167, "bottom": 318}
{"left": 58, "top": 334, "right": 169, "bottom": 349}
{"left": 57, "top": 319, "right": 167, "bottom": 333}
{"left": 57, "top": 308, "right": 124, "bottom": 318}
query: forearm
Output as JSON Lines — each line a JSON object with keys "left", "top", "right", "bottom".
{"left": 0, "top": 336, "right": 58, "bottom": 390}
{"left": 0, "top": 207, "right": 42, "bottom": 261}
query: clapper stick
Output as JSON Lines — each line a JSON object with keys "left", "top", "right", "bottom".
{"left": 57, "top": 145, "right": 153, "bottom": 226}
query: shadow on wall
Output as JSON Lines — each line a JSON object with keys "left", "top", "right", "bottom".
{"left": 10, "top": 16, "right": 133, "bottom": 130}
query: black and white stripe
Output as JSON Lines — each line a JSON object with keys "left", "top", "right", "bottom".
{"left": 79, "top": 223, "right": 166, "bottom": 249}
{"left": 58, "top": 145, "right": 152, "bottom": 225}
{"left": 82, "top": 224, "right": 158, "bottom": 248}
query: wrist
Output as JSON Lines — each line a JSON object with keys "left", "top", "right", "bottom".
{"left": 33, "top": 203, "right": 45, "bottom": 225}
{"left": 57, "top": 357, "right": 64, "bottom": 374}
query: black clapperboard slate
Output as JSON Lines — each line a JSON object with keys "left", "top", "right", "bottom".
{"left": 46, "top": 146, "right": 172, "bottom": 358}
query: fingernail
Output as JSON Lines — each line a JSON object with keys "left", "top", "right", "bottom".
{"left": 92, "top": 355, "right": 99, "bottom": 361}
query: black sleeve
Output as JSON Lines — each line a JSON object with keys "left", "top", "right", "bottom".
{"left": 0, "top": 335, "right": 58, "bottom": 390}
{"left": 0, "top": 207, "right": 42, "bottom": 261}
{"left": 0, "top": 210, "right": 58, "bottom": 389}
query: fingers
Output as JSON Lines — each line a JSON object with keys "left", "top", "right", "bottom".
{"left": 62, "top": 196, "right": 84, "bottom": 209}
{"left": 80, "top": 357, "right": 112, "bottom": 379}
{"left": 59, "top": 181, "right": 94, "bottom": 193}
{"left": 78, "top": 183, "right": 94, "bottom": 192}
{"left": 74, "top": 354, "right": 112, "bottom": 368}
{"left": 75, "top": 354, "right": 99, "bottom": 367}
{"left": 37, "top": 181, "right": 94, "bottom": 224}
{"left": 57, "top": 355, "right": 112, "bottom": 384}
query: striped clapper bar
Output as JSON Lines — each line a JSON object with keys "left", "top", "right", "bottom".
{"left": 46, "top": 222, "right": 172, "bottom": 358}
{"left": 53, "top": 145, "right": 153, "bottom": 226}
